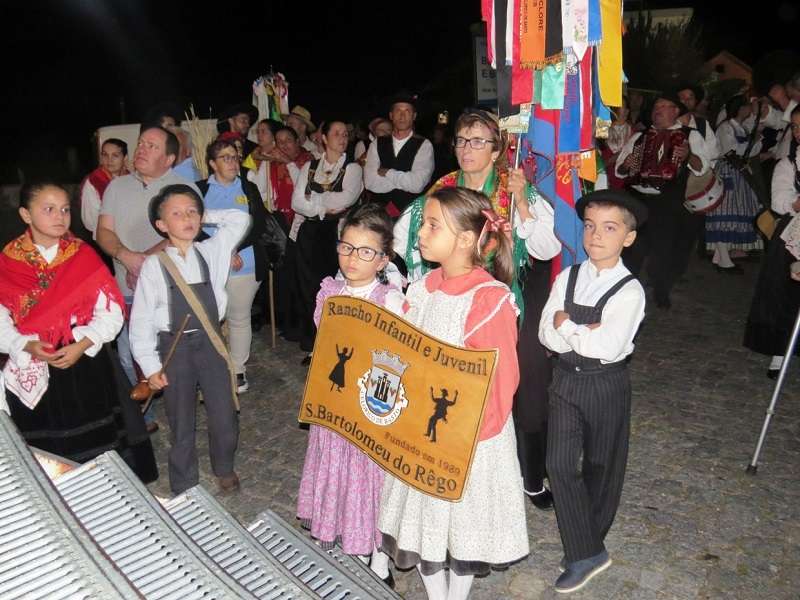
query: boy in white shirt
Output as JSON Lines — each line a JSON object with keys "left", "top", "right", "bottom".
{"left": 130, "top": 184, "right": 250, "bottom": 495}
{"left": 539, "top": 189, "right": 647, "bottom": 594}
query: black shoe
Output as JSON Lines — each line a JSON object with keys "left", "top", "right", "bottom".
{"left": 715, "top": 264, "right": 744, "bottom": 275}
{"left": 529, "top": 488, "right": 554, "bottom": 511}
{"left": 767, "top": 368, "right": 780, "bottom": 380}
{"left": 301, "top": 354, "right": 312, "bottom": 366}
{"left": 381, "top": 571, "right": 395, "bottom": 589}
{"left": 236, "top": 373, "right": 249, "bottom": 393}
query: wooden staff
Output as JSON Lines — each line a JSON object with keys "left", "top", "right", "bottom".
{"left": 130, "top": 313, "right": 192, "bottom": 414}
{"left": 268, "top": 270, "right": 276, "bottom": 349}
{"left": 509, "top": 133, "right": 522, "bottom": 231}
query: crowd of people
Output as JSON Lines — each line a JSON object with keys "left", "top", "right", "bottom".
{"left": 1, "top": 67, "right": 799, "bottom": 597}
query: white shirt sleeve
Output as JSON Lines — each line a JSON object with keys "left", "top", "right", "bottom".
{"left": 771, "top": 158, "right": 800, "bottom": 215}
{"left": 384, "top": 140, "right": 435, "bottom": 194}
{"left": 80, "top": 182, "right": 102, "bottom": 235}
{"left": 703, "top": 121, "right": 719, "bottom": 163}
{"left": 129, "top": 257, "right": 164, "bottom": 377}
{"left": 0, "top": 305, "right": 39, "bottom": 367}
{"left": 71, "top": 292, "right": 124, "bottom": 356}
{"left": 364, "top": 142, "right": 394, "bottom": 193}
{"left": 716, "top": 122, "right": 742, "bottom": 156}
{"left": 554, "top": 284, "right": 646, "bottom": 361}
{"left": 515, "top": 198, "right": 561, "bottom": 260}
{"left": 687, "top": 129, "right": 710, "bottom": 176}
{"left": 538, "top": 269, "right": 572, "bottom": 353}
{"left": 292, "top": 163, "right": 363, "bottom": 218}
{"left": 198, "top": 209, "right": 252, "bottom": 292}
{"left": 614, "top": 132, "right": 642, "bottom": 179}
{"left": 762, "top": 106, "right": 784, "bottom": 130}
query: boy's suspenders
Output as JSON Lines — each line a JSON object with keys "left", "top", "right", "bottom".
{"left": 158, "top": 251, "right": 239, "bottom": 409}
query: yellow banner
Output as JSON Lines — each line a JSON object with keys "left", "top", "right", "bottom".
{"left": 299, "top": 296, "right": 497, "bottom": 501}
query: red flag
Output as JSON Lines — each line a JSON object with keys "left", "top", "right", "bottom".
{"left": 511, "top": 0, "right": 533, "bottom": 104}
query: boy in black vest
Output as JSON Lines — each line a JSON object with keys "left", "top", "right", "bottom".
{"left": 538, "top": 190, "right": 647, "bottom": 594}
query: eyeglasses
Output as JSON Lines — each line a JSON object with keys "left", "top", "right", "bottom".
{"left": 214, "top": 154, "right": 240, "bottom": 164}
{"left": 453, "top": 136, "right": 495, "bottom": 149}
{"left": 336, "top": 241, "right": 385, "bottom": 262}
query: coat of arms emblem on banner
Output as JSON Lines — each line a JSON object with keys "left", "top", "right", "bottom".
{"left": 357, "top": 350, "right": 408, "bottom": 425}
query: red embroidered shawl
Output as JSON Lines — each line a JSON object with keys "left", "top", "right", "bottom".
{"left": 0, "top": 231, "right": 126, "bottom": 348}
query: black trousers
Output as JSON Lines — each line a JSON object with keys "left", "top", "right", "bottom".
{"left": 295, "top": 218, "right": 340, "bottom": 352}
{"left": 546, "top": 363, "right": 630, "bottom": 563}
{"left": 624, "top": 187, "right": 694, "bottom": 303}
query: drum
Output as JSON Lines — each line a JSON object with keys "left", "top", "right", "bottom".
{"left": 684, "top": 169, "right": 724, "bottom": 213}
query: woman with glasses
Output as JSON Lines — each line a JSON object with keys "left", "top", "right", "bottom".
{"left": 395, "top": 108, "right": 562, "bottom": 511}
{"left": 196, "top": 138, "right": 270, "bottom": 393}
{"left": 292, "top": 120, "right": 364, "bottom": 364}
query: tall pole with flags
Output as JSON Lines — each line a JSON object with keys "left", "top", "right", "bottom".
{"left": 483, "top": 0, "right": 624, "bottom": 277}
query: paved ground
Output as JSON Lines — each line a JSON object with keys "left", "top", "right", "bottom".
{"left": 0, "top": 197, "right": 797, "bottom": 598}
{"left": 142, "top": 253, "right": 800, "bottom": 600}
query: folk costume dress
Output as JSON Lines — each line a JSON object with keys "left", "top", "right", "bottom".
{"left": 707, "top": 119, "right": 763, "bottom": 251}
{"left": 297, "top": 277, "right": 405, "bottom": 555}
{"left": 0, "top": 231, "right": 157, "bottom": 482}
{"left": 378, "top": 268, "right": 529, "bottom": 576}
{"left": 744, "top": 142, "right": 800, "bottom": 357}
{"left": 394, "top": 168, "right": 561, "bottom": 496}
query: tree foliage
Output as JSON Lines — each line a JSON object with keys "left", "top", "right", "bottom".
{"left": 623, "top": 12, "right": 706, "bottom": 93}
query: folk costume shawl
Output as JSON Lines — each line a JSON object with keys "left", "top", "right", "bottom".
{"left": 81, "top": 165, "right": 128, "bottom": 201}
{"left": 0, "top": 231, "right": 125, "bottom": 408}
{"left": 403, "top": 169, "right": 530, "bottom": 319}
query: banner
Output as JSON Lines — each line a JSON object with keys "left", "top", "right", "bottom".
{"left": 299, "top": 296, "right": 497, "bottom": 501}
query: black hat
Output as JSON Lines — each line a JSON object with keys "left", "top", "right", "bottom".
{"left": 148, "top": 184, "right": 205, "bottom": 238}
{"left": 388, "top": 91, "right": 418, "bottom": 112}
{"left": 143, "top": 101, "right": 184, "bottom": 128}
{"left": 655, "top": 91, "right": 689, "bottom": 116}
{"left": 575, "top": 189, "right": 648, "bottom": 229}
{"left": 675, "top": 83, "right": 705, "bottom": 103}
{"left": 219, "top": 102, "right": 258, "bottom": 127}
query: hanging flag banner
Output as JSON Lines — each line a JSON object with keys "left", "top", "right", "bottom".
{"left": 299, "top": 296, "right": 498, "bottom": 501}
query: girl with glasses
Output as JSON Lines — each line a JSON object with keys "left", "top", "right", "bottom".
{"left": 296, "top": 203, "right": 403, "bottom": 587}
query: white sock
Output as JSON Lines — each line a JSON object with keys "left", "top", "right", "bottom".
{"left": 370, "top": 548, "right": 390, "bottom": 579}
{"left": 447, "top": 572, "right": 474, "bottom": 600}
{"left": 417, "top": 566, "right": 448, "bottom": 600}
{"left": 357, "top": 554, "right": 370, "bottom": 565}
{"left": 715, "top": 242, "right": 735, "bottom": 268}
{"left": 525, "top": 485, "right": 547, "bottom": 496}
{"left": 770, "top": 355, "right": 784, "bottom": 370}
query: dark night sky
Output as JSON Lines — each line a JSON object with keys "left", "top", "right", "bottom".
{"left": 0, "top": 1, "right": 798, "bottom": 182}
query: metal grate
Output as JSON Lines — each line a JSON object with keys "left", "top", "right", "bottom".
{"left": 54, "top": 451, "right": 257, "bottom": 600}
{"left": 164, "top": 486, "right": 313, "bottom": 599}
{"left": 248, "top": 510, "right": 402, "bottom": 600}
{"left": 0, "top": 411, "right": 140, "bottom": 599}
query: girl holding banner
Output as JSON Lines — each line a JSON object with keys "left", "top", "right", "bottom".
{"left": 379, "top": 187, "right": 529, "bottom": 600}
{"left": 296, "top": 203, "right": 404, "bottom": 585}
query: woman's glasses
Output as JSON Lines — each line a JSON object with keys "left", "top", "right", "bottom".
{"left": 214, "top": 154, "right": 240, "bottom": 164}
{"left": 453, "top": 136, "right": 495, "bottom": 149}
{"left": 336, "top": 241, "right": 385, "bottom": 262}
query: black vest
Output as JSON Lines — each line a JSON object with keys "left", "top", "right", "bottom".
{"left": 372, "top": 134, "right": 428, "bottom": 213}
